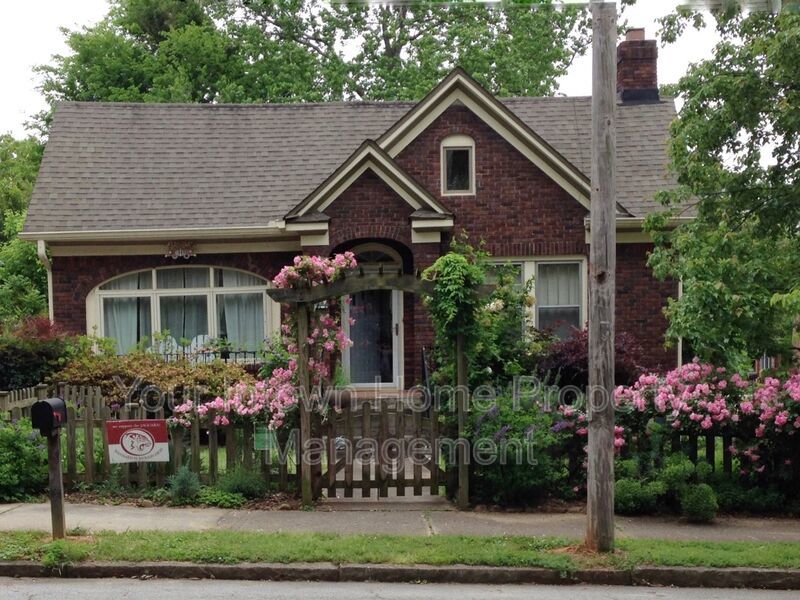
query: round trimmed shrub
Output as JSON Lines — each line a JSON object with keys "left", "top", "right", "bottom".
{"left": 216, "top": 467, "right": 267, "bottom": 499}
{"left": 681, "top": 483, "right": 718, "bottom": 523}
{"left": 615, "top": 479, "right": 666, "bottom": 515}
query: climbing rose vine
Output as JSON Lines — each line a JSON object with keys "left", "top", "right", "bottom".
{"left": 169, "top": 253, "right": 357, "bottom": 430}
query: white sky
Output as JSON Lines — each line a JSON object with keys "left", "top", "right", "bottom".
{"left": 0, "top": 0, "right": 719, "bottom": 138}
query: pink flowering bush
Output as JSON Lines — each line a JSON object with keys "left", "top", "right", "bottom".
{"left": 169, "top": 253, "right": 357, "bottom": 430}
{"left": 613, "top": 359, "right": 800, "bottom": 479}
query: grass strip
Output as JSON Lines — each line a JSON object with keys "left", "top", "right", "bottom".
{"left": 1, "top": 531, "right": 800, "bottom": 571}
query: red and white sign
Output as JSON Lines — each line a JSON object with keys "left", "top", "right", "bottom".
{"left": 106, "top": 420, "right": 169, "bottom": 464}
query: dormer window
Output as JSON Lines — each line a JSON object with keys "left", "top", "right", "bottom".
{"left": 441, "top": 134, "right": 475, "bottom": 195}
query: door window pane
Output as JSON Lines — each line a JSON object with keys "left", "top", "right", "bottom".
{"left": 159, "top": 295, "right": 209, "bottom": 347}
{"left": 216, "top": 293, "right": 265, "bottom": 351}
{"left": 103, "top": 297, "right": 151, "bottom": 353}
{"left": 537, "top": 263, "right": 581, "bottom": 339}
{"left": 445, "top": 148, "right": 471, "bottom": 192}
{"left": 157, "top": 268, "right": 209, "bottom": 289}
{"left": 349, "top": 290, "right": 393, "bottom": 384}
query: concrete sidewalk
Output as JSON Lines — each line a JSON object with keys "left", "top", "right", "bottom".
{"left": 1, "top": 502, "right": 799, "bottom": 542}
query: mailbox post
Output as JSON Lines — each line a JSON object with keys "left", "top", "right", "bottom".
{"left": 31, "top": 395, "right": 67, "bottom": 540}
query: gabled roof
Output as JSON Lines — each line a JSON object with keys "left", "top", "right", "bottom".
{"left": 286, "top": 141, "right": 450, "bottom": 220}
{"left": 23, "top": 73, "right": 680, "bottom": 239}
{"left": 378, "top": 68, "right": 599, "bottom": 212}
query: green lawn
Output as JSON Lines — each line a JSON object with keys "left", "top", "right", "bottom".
{"left": 2, "top": 531, "right": 800, "bottom": 571}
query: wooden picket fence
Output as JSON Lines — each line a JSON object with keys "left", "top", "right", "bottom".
{"left": 0, "top": 383, "right": 297, "bottom": 492}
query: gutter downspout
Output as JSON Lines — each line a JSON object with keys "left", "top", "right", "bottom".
{"left": 36, "top": 240, "right": 54, "bottom": 322}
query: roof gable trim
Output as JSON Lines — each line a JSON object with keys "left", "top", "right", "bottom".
{"left": 287, "top": 141, "right": 450, "bottom": 219}
{"left": 378, "top": 70, "right": 597, "bottom": 212}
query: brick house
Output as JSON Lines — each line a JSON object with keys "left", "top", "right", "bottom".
{"left": 22, "top": 31, "right": 684, "bottom": 388}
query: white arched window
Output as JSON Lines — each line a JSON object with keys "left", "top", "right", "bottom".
{"left": 88, "top": 266, "right": 275, "bottom": 354}
{"left": 441, "top": 134, "right": 475, "bottom": 195}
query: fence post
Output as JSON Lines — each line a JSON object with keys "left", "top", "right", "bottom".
{"left": 297, "top": 302, "right": 313, "bottom": 506}
{"left": 83, "top": 387, "right": 95, "bottom": 485}
{"left": 455, "top": 333, "right": 469, "bottom": 509}
{"left": 0, "top": 391, "right": 9, "bottom": 418}
{"left": 35, "top": 383, "right": 49, "bottom": 401}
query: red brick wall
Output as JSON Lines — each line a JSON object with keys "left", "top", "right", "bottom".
{"left": 616, "top": 244, "right": 678, "bottom": 370}
{"left": 395, "top": 105, "right": 589, "bottom": 258}
{"left": 51, "top": 252, "right": 294, "bottom": 335}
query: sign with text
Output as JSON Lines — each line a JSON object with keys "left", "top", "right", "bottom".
{"left": 107, "top": 420, "right": 169, "bottom": 464}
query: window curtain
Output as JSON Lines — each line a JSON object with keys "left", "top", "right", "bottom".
{"left": 104, "top": 297, "right": 151, "bottom": 354}
{"left": 537, "top": 264, "right": 580, "bottom": 307}
{"left": 102, "top": 272, "right": 152, "bottom": 353}
{"left": 537, "top": 263, "right": 581, "bottom": 339}
{"left": 159, "top": 295, "right": 209, "bottom": 345}
{"left": 218, "top": 270, "right": 264, "bottom": 351}
{"left": 157, "top": 268, "right": 209, "bottom": 289}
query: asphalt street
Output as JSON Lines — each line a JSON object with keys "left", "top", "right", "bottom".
{"left": 1, "top": 579, "right": 796, "bottom": 599}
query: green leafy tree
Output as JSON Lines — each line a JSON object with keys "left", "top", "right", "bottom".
{"left": 0, "top": 211, "right": 48, "bottom": 325}
{"left": 36, "top": 0, "right": 593, "bottom": 114}
{"left": 648, "top": 8, "right": 800, "bottom": 365}
{"left": 0, "top": 136, "right": 43, "bottom": 241}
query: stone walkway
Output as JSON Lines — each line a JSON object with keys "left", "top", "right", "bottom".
{"left": 1, "top": 502, "right": 799, "bottom": 542}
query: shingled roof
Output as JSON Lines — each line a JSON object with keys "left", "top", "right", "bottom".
{"left": 23, "top": 92, "right": 678, "bottom": 236}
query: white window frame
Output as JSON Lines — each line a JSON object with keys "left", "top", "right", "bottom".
{"left": 489, "top": 257, "right": 587, "bottom": 331}
{"left": 88, "top": 266, "right": 279, "bottom": 353}
{"left": 440, "top": 134, "right": 476, "bottom": 196}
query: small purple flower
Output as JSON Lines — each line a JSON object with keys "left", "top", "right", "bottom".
{"left": 494, "top": 424, "right": 511, "bottom": 442}
{"left": 551, "top": 420, "right": 570, "bottom": 433}
{"left": 487, "top": 404, "right": 499, "bottom": 419}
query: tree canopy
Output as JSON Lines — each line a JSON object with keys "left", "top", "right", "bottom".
{"left": 648, "top": 7, "right": 800, "bottom": 366}
{"left": 36, "top": 0, "right": 590, "bottom": 114}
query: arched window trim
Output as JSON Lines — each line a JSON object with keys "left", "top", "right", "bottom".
{"left": 89, "top": 266, "right": 277, "bottom": 354}
{"left": 440, "top": 134, "right": 476, "bottom": 196}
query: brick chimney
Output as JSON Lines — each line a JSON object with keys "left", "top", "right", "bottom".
{"left": 617, "top": 28, "right": 659, "bottom": 103}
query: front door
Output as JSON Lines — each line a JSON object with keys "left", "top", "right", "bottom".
{"left": 344, "top": 289, "right": 402, "bottom": 388}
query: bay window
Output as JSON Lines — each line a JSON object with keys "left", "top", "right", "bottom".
{"left": 95, "top": 267, "right": 270, "bottom": 354}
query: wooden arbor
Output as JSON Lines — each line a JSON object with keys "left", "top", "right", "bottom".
{"left": 266, "top": 267, "right": 471, "bottom": 507}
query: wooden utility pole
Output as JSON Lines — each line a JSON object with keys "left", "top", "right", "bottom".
{"left": 586, "top": 0, "right": 617, "bottom": 553}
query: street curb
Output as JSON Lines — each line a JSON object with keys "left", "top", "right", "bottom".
{"left": 0, "top": 561, "right": 799, "bottom": 589}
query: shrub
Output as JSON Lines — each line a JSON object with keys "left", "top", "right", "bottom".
{"left": 468, "top": 395, "right": 569, "bottom": 506}
{"left": 712, "top": 478, "right": 786, "bottom": 514}
{"left": 167, "top": 466, "right": 200, "bottom": 505}
{"left": 656, "top": 453, "right": 696, "bottom": 494}
{"left": 0, "top": 317, "right": 70, "bottom": 389}
{"left": 52, "top": 353, "right": 252, "bottom": 407}
{"left": 0, "top": 420, "right": 47, "bottom": 501}
{"left": 681, "top": 483, "right": 718, "bottom": 523}
{"left": 615, "top": 478, "right": 667, "bottom": 515}
{"left": 537, "top": 328, "right": 646, "bottom": 389}
{"left": 216, "top": 467, "right": 267, "bottom": 499}
{"left": 197, "top": 486, "right": 246, "bottom": 508}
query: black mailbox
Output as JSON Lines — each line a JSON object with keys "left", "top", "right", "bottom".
{"left": 31, "top": 398, "right": 67, "bottom": 435}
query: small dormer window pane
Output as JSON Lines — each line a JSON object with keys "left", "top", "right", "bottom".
{"left": 445, "top": 148, "right": 471, "bottom": 192}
